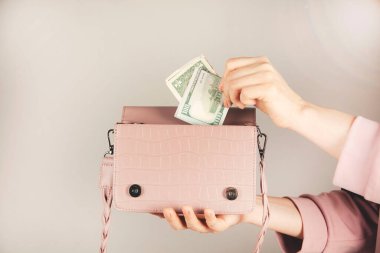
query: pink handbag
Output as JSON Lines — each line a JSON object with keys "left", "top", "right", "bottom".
{"left": 99, "top": 106, "right": 270, "bottom": 253}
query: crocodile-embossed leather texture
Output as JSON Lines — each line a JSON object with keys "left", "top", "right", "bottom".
{"left": 113, "top": 123, "right": 257, "bottom": 214}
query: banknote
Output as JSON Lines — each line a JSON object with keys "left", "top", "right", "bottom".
{"left": 166, "top": 55, "right": 216, "bottom": 102}
{"left": 174, "top": 67, "right": 228, "bottom": 125}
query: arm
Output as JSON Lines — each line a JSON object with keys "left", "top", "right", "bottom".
{"left": 290, "top": 104, "right": 380, "bottom": 203}
{"left": 287, "top": 102, "right": 355, "bottom": 159}
{"left": 158, "top": 194, "right": 304, "bottom": 239}
{"left": 242, "top": 195, "right": 303, "bottom": 239}
{"left": 158, "top": 190, "right": 377, "bottom": 252}
{"left": 275, "top": 190, "right": 379, "bottom": 253}
{"left": 219, "top": 56, "right": 355, "bottom": 160}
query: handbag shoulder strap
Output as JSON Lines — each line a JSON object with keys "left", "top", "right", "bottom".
{"left": 99, "top": 156, "right": 114, "bottom": 253}
{"left": 376, "top": 211, "right": 380, "bottom": 253}
{"left": 253, "top": 127, "right": 270, "bottom": 253}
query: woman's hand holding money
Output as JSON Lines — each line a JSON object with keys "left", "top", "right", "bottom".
{"left": 219, "top": 56, "right": 305, "bottom": 129}
{"left": 219, "top": 56, "right": 355, "bottom": 158}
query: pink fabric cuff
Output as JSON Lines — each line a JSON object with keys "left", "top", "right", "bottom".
{"left": 333, "top": 116, "right": 380, "bottom": 204}
{"left": 275, "top": 197, "right": 328, "bottom": 252}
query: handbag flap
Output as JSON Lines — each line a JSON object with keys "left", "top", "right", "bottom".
{"left": 120, "top": 106, "right": 256, "bottom": 125}
{"left": 113, "top": 123, "right": 256, "bottom": 214}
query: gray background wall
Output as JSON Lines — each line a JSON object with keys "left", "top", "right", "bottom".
{"left": 1, "top": 0, "right": 379, "bottom": 252}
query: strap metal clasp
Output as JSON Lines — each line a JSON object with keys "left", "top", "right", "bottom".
{"left": 256, "top": 126, "right": 267, "bottom": 160}
{"left": 104, "top": 129, "right": 114, "bottom": 157}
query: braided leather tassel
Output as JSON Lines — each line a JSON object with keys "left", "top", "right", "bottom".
{"left": 100, "top": 187, "right": 113, "bottom": 253}
{"left": 253, "top": 159, "right": 270, "bottom": 253}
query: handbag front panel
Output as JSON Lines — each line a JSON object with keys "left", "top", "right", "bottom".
{"left": 113, "top": 124, "right": 257, "bottom": 214}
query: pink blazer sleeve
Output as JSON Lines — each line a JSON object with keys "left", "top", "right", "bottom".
{"left": 275, "top": 116, "right": 380, "bottom": 252}
{"left": 333, "top": 116, "right": 380, "bottom": 204}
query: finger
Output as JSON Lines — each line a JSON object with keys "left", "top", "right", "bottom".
{"left": 229, "top": 88, "right": 245, "bottom": 109}
{"left": 150, "top": 212, "right": 165, "bottom": 219}
{"left": 223, "top": 93, "right": 230, "bottom": 108}
{"left": 229, "top": 71, "right": 274, "bottom": 91}
{"left": 218, "top": 80, "right": 229, "bottom": 107}
{"left": 218, "top": 81, "right": 224, "bottom": 92}
{"left": 226, "top": 63, "right": 273, "bottom": 82}
{"left": 222, "top": 58, "right": 261, "bottom": 108}
{"left": 224, "top": 82, "right": 233, "bottom": 108}
{"left": 239, "top": 84, "right": 269, "bottom": 104}
{"left": 220, "top": 214, "right": 241, "bottom": 227}
{"left": 163, "top": 208, "right": 186, "bottom": 231}
{"left": 222, "top": 57, "right": 270, "bottom": 107}
{"left": 240, "top": 91, "right": 256, "bottom": 106}
{"left": 228, "top": 71, "right": 274, "bottom": 107}
{"left": 224, "top": 56, "right": 270, "bottom": 73}
{"left": 221, "top": 77, "right": 231, "bottom": 108}
{"left": 204, "top": 209, "right": 227, "bottom": 233}
{"left": 225, "top": 96, "right": 231, "bottom": 108}
{"left": 182, "top": 206, "right": 210, "bottom": 233}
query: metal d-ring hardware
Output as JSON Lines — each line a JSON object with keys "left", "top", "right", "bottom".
{"left": 104, "top": 129, "right": 114, "bottom": 157}
{"left": 256, "top": 126, "right": 267, "bottom": 160}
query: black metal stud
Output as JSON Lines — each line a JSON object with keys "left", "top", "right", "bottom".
{"left": 129, "top": 184, "right": 142, "bottom": 197}
{"left": 225, "top": 187, "right": 238, "bottom": 200}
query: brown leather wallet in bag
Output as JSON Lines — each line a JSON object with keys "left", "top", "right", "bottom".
{"left": 100, "top": 106, "right": 270, "bottom": 253}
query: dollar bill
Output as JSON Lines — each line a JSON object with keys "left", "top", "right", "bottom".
{"left": 166, "top": 55, "right": 216, "bottom": 102}
{"left": 174, "top": 67, "right": 228, "bottom": 125}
